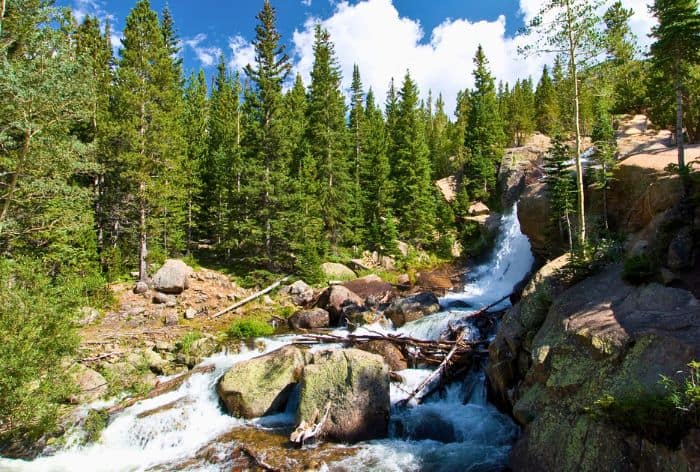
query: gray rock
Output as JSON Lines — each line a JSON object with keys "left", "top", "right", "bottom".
{"left": 320, "top": 262, "right": 357, "bottom": 280}
{"left": 153, "top": 292, "right": 176, "bottom": 305}
{"left": 78, "top": 307, "right": 99, "bottom": 326}
{"left": 316, "top": 285, "right": 364, "bottom": 326}
{"left": 153, "top": 259, "right": 193, "bottom": 294}
{"left": 217, "top": 345, "right": 307, "bottom": 418}
{"left": 69, "top": 364, "right": 107, "bottom": 403}
{"left": 667, "top": 226, "right": 695, "bottom": 271}
{"left": 283, "top": 280, "right": 315, "bottom": 306}
{"left": 289, "top": 308, "right": 330, "bottom": 330}
{"left": 297, "top": 349, "right": 390, "bottom": 442}
{"left": 163, "top": 311, "right": 179, "bottom": 326}
{"left": 383, "top": 292, "right": 441, "bottom": 328}
{"left": 184, "top": 308, "right": 198, "bottom": 319}
{"left": 133, "top": 281, "right": 149, "bottom": 294}
{"left": 143, "top": 349, "right": 167, "bottom": 375}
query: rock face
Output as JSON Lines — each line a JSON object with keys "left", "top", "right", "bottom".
{"left": 320, "top": 262, "right": 356, "bottom": 280}
{"left": 490, "top": 264, "right": 700, "bottom": 471}
{"left": 297, "top": 349, "right": 390, "bottom": 442}
{"left": 468, "top": 202, "right": 490, "bottom": 216}
{"left": 153, "top": 259, "right": 193, "bottom": 294}
{"left": 217, "top": 345, "right": 307, "bottom": 418}
{"left": 153, "top": 292, "right": 176, "bottom": 305}
{"left": 667, "top": 226, "right": 695, "bottom": 271}
{"left": 288, "top": 308, "right": 330, "bottom": 330}
{"left": 517, "top": 182, "right": 565, "bottom": 259}
{"left": 316, "top": 285, "right": 364, "bottom": 326}
{"left": 383, "top": 292, "right": 440, "bottom": 328}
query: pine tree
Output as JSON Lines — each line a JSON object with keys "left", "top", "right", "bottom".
{"left": 242, "top": 0, "right": 293, "bottom": 269}
{"left": 464, "top": 45, "right": 506, "bottom": 202}
{"left": 650, "top": 0, "right": 700, "bottom": 170}
{"left": 361, "top": 89, "right": 397, "bottom": 253}
{"left": 111, "top": 0, "right": 187, "bottom": 280}
{"left": 306, "top": 25, "right": 353, "bottom": 250}
{"left": 544, "top": 136, "right": 577, "bottom": 251}
{"left": 429, "top": 93, "right": 453, "bottom": 179}
{"left": 393, "top": 71, "right": 435, "bottom": 246}
{"left": 349, "top": 64, "right": 364, "bottom": 188}
{"left": 450, "top": 89, "right": 471, "bottom": 173}
{"left": 384, "top": 78, "right": 400, "bottom": 172}
{"left": 183, "top": 69, "right": 208, "bottom": 252}
{"left": 534, "top": 65, "right": 560, "bottom": 135}
{"left": 286, "top": 73, "right": 309, "bottom": 178}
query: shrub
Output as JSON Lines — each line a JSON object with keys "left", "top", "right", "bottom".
{"left": 82, "top": 409, "right": 109, "bottom": 444}
{"left": 178, "top": 330, "right": 203, "bottom": 354}
{"left": 622, "top": 254, "right": 657, "bottom": 285}
{"left": 226, "top": 318, "right": 274, "bottom": 340}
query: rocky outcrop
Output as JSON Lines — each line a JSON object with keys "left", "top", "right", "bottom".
{"left": 217, "top": 345, "right": 307, "bottom": 418}
{"left": 288, "top": 308, "right": 330, "bottom": 330}
{"left": 383, "top": 292, "right": 441, "bottom": 328}
{"left": 320, "top": 263, "right": 356, "bottom": 280}
{"left": 498, "top": 137, "right": 548, "bottom": 207}
{"left": 342, "top": 274, "right": 394, "bottom": 306}
{"left": 153, "top": 259, "right": 193, "bottom": 294}
{"left": 297, "top": 349, "right": 390, "bottom": 442}
{"left": 516, "top": 182, "right": 567, "bottom": 260}
{"left": 315, "top": 285, "right": 364, "bottom": 326}
{"left": 490, "top": 263, "right": 700, "bottom": 471}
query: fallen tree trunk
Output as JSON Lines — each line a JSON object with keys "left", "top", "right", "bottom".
{"left": 213, "top": 276, "right": 290, "bottom": 318}
{"left": 107, "top": 364, "right": 216, "bottom": 415}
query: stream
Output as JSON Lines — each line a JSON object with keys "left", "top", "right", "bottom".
{"left": 1, "top": 204, "right": 534, "bottom": 472}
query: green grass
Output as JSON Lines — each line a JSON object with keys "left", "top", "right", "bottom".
{"left": 226, "top": 318, "right": 275, "bottom": 340}
{"left": 177, "top": 330, "right": 203, "bottom": 354}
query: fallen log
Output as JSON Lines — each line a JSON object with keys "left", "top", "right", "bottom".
{"left": 107, "top": 364, "right": 215, "bottom": 415}
{"left": 290, "top": 401, "right": 332, "bottom": 446}
{"left": 212, "top": 276, "right": 290, "bottom": 318}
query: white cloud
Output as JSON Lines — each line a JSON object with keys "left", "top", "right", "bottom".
{"left": 288, "top": 0, "right": 657, "bottom": 115}
{"left": 184, "top": 33, "right": 222, "bottom": 67}
{"left": 302, "top": 0, "right": 313, "bottom": 6}
{"left": 229, "top": 34, "right": 257, "bottom": 71}
{"left": 110, "top": 31, "right": 124, "bottom": 50}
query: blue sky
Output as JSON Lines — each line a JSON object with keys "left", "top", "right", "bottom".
{"left": 62, "top": 0, "right": 655, "bottom": 114}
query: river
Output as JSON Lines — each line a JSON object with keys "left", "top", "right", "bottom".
{"left": 1, "top": 204, "right": 534, "bottom": 472}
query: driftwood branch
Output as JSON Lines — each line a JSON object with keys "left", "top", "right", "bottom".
{"left": 107, "top": 364, "right": 216, "bottom": 415}
{"left": 80, "top": 351, "right": 126, "bottom": 363}
{"left": 290, "top": 401, "right": 332, "bottom": 445}
{"left": 212, "top": 276, "right": 290, "bottom": 318}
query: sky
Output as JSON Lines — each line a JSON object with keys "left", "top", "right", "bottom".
{"left": 60, "top": 0, "right": 658, "bottom": 115}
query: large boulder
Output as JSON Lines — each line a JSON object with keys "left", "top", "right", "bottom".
{"left": 667, "top": 226, "right": 695, "bottom": 271}
{"left": 501, "top": 265, "right": 700, "bottom": 471}
{"left": 342, "top": 274, "right": 394, "bottom": 305}
{"left": 316, "top": 285, "right": 364, "bottom": 326}
{"left": 297, "top": 349, "right": 390, "bottom": 442}
{"left": 217, "top": 345, "right": 307, "bottom": 418}
{"left": 358, "top": 340, "right": 408, "bottom": 371}
{"left": 281, "top": 280, "right": 315, "bottom": 306}
{"left": 153, "top": 259, "right": 193, "bottom": 294}
{"left": 68, "top": 364, "right": 108, "bottom": 403}
{"left": 383, "top": 292, "right": 441, "bottom": 328}
{"left": 320, "top": 263, "right": 356, "bottom": 280}
{"left": 288, "top": 308, "right": 330, "bottom": 330}
{"left": 517, "top": 182, "right": 565, "bottom": 259}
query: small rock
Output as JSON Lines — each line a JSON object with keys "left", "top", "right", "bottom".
{"left": 468, "top": 202, "right": 490, "bottom": 216}
{"left": 283, "top": 280, "right": 315, "bottom": 306}
{"left": 130, "top": 271, "right": 140, "bottom": 278}
{"left": 383, "top": 292, "right": 441, "bottom": 328}
{"left": 397, "top": 241, "right": 409, "bottom": 257}
{"left": 263, "top": 295, "right": 274, "bottom": 305}
{"left": 397, "top": 274, "right": 410, "bottom": 286}
{"left": 380, "top": 256, "right": 396, "bottom": 271}
{"left": 126, "top": 306, "right": 146, "bottom": 317}
{"left": 133, "top": 281, "right": 149, "bottom": 294}
{"left": 660, "top": 267, "right": 679, "bottom": 285}
{"left": 289, "top": 308, "right": 330, "bottom": 330}
{"left": 78, "top": 307, "right": 99, "bottom": 326}
{"left": 320, "top": 262, "right": 357, "bottom": 280}
{"left": 163, "top": 311, "right": 179, "bottom": 326}
{"left": 143, "top": 349, "right": 167, "bottom": 375}
{"left": 184, "top": 308, "right": 198, "bottom": 320}
{"left": 69, "top": 364, "right": 108, "bottom": 403}
{"left": 154, "top": 341, "right": 175, "bottom": 352}
{"left": 348, "top": 259, "right": 373, "bottom": 272}
{"left": 153, "top": 292, "right": 176, "bottom": 305}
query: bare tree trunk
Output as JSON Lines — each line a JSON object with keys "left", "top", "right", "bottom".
{"left": 139, "top": 181, "right": 148, "bottom": 282}
{"left": 566, "top": 0, "right": 586, "bottom": 248}
{"left": 187, "top": 189, "right": 192, "bottom": 255}
{"left": 675, "top": 61, "right": 685, "bottom": 170}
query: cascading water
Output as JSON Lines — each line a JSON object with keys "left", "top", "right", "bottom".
{"left": 0, "top": 204, "right": 534, "bottom": 472}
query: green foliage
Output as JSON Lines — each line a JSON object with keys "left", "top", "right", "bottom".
{"left": 178, "top": 330, "right": 203, "bottom": 354}
{"left": 82, "top": 409, "right": 109, "bottom": 445}
{"left": 661, "top": 361, "right": 700, "bottom": 427}
{"left": 622, "top": 254, "right": 658, "bottom": 285}
{"left": 226, "top": 318, "right": 275, "bottom": 340}
{"left": 544, "top": 136, "right": 578, "bottom": 251}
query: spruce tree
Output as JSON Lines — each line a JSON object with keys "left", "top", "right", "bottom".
{"left": 306, "top": 25, "right": 353, "bottom": 250}
{"left": 242, "top": 0, "right": 293, "bottom": 269}
{"left": 464, "top": 45, "right": 506, "bottom": 202}
{"left": 384, "top": 78, "right": 400, "bottom": 172}
{"left": 393, "top": 71, "right": 435, "bottom": 246}
{"left": 650, "top": 0, "right": 700, "bottom": 170}
{"left": 429, "top": 94, "right": 453, "bottom": 179}
{"left": 544, "top": 136, "right": 577, "bottom": 251}
{"left": 112, "top": 0, "right": 186, "bottom": 280}
{"left": 534, "top": 65, "right": 560, "bottom": 135}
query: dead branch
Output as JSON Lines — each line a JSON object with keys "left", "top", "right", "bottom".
{"left": 79, "top": 351, "right": 125, "bottom": 363}
{"left": 290, "top": 401, "right": 332, "bottom": 445}
{"left": 107, "top": 364, "right": 215, "bottom": 415}
{"left": 237, "top": 443, "right": 279, "bottom": 471}
{"left": 212, "top": 276, "right": 290, "bottom": 318}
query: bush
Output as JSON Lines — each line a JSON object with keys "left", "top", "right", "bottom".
{"left": 226, "top": 318, "right": 274, "bottom": 340}
{"left": 82, "top": 409, "right": 109, "bottom": 444}
{"left": 177, "top": 330, "right": 203, "bottom": 354}
{"left": 622, "top": 254, "right": 657, "bottom": 285}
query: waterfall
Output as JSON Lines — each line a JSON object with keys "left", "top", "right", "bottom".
{"left": 1, "top": 205, "right": 533, "bottom": 472}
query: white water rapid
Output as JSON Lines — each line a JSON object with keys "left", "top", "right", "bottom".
{"left": 1, "top": 204, "right": 534, "bottom": 472}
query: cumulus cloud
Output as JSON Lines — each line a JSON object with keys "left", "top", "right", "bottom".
{"left": 288, "top": 0, "right": 656, "bottom": 115}
{"left": 229, "top": 34, "right": 257, "bottom": 71}
{"left": 184, "top": 33, "right": 222, "bottom": 67}
{"left": 301, "top": 0, "right": 313, "bottom": 6}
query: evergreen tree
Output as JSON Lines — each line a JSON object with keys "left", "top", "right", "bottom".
{"left": 450, "top": 89, "right": 471, "bottom": 174}
{"left": 384, "top": 78, "right": 400, "bottom": 171}
{"left": 349, "top": 64, "right": 364, "bottom": 188}
{"left": 183, "top": 70, "right": 208, "bottom": 252}
{"left": 361, "top": 89, "right": 397, "bottom": 253}
{"left": 306, "top": 25, "right": 353, "bottom": 250}
{"left": 429, "top": 93, "right": 453, "bottom": 179}
{"left": 111, "top": 0, "right": 187, "bottom": 280}
{"left": 544, "top": 136, "right": 577, "bottom": 251}
{"left": 393, "top": 71, "right": 435, "bottom": 246}
{"left": 160, "top": 4, "right": 182, "bottom": 80}
{"left": 242, "top": 0, "right": 293, "bottom": 269}
{"left": 649, "top": 0, "right": 700, "bottom": 170}
{"left": 285, "top": 73, "right": 309, "bottom": 178}
{"left": 463, "top": 45, "right": 506, "bottom": 202}
{"left": 534, "top": 65, "right": 560, "bottom": 135}
{"left": 507, "top": 78, "right": 536, "bottom": 146}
